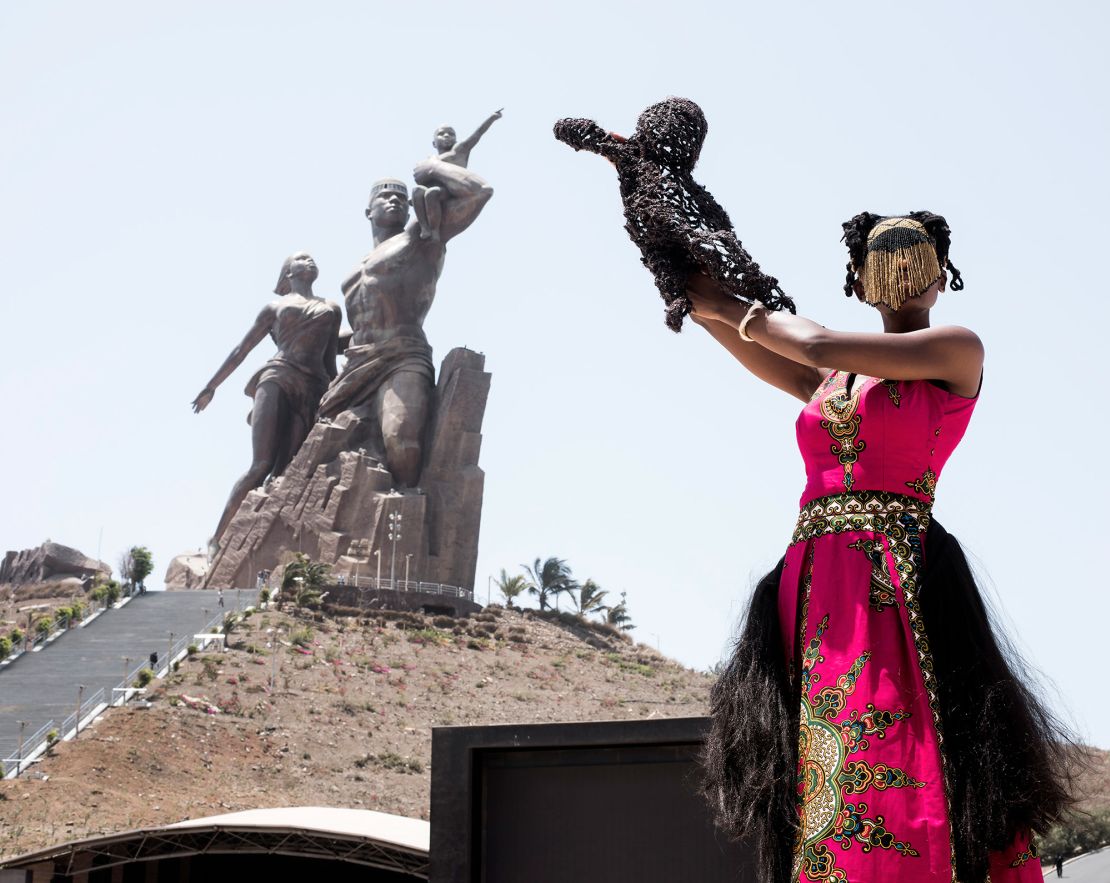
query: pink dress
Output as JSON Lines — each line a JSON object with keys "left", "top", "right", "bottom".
{"left": 779, "top": 372, "right": 1039, "bottom": 883}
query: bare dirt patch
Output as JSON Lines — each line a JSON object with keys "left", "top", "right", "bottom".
{"left": 0, "top": 605, "right": 713, "bottom": 857}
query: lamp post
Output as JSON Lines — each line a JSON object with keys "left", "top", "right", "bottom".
{"left": 16, "top": 720, "right": 27, "bottom": 768}
{"left": 75, "top": 684, "right": 86, "bottom": 739}
{"left": 374, "top": 550, "right": 382, "bottom": 589}
{"left": 351, "top": 538, "right": 369, "bottom": 589}
{"left": 388, "top": 511, "right": 402, "bottom": 590}
{"left": 404, "top": 554, "right": 412, "bottom": 590}
{"left": 267, "top": 628, "right": 280, "bottom": 692}
{"left": 167, "top": 632, "right": 174, "bottom": 676}
{"left": 122, "top": 656, "right": 132, "bottom": 702}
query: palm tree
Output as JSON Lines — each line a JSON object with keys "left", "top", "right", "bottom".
{"left": 605, "top": 591, "right": 635, "bottom": 631}
{"left": 522, "top": 557, "right": 576, "bottom": 611}
{"left": 495, "top": 568, "right": 528, "bottom": 609}
{"left": 281, "top": 553, "right": 330, "bottom": 609}
{"left": 571, "top": 578, "right": 608, "bottom": 616}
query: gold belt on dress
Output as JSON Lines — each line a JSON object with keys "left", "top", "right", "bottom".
{"left": 792, "top": 491, "right": 933, "bottom": 546}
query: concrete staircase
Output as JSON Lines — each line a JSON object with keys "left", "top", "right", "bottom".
{"left": 0, "top": 590, "right": 228, "bottom": 765}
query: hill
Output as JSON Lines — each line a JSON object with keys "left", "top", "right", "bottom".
{"left": 0, "top": 603, "right": 713, "bottom": 857}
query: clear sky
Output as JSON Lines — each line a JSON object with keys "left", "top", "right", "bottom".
{"left": 3, "top": 2, "right": 1108, "bottom": 745}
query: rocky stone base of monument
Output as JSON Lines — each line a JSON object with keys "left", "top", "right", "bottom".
{"left": 164, "top": 552, "right": 209, "bottom": 590}
{"left": 205, "top": 347, "right": 489, "bottom": 592}
{"left": 0, "top": 541, "right": 111, "bottom": 601}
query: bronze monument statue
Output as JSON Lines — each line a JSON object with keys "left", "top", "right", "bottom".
{"left": 317, "top": 156, "right": 494, "bottom": 488}
{"left": 202, "top": 115, "right": 498, "bottom": 595}
{"left": 193, "top": 252, "right": 342, "bottom": 545}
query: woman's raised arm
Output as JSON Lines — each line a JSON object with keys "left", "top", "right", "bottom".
{"left": 687, "top": 274, "right": 826, "bottom": 403}
{"left": 742, "top": 310, "right": 983, "bottom": 398}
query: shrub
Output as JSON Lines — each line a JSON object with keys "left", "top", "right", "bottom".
{"left": 186, "top": 643, "right": 199, "bottom": 656}
{"left": 290, "top": 626, "right": 313, "bottom": 648}
{"left": 46, "top": 729, "right": 59, "bottom": 745}
{"left": 9, "top": 627, "right": 23, "bottom": 645}
{"left": 368, "top": 751, "right": 424, "bottom": 774}
{"left": 259, "top": 588, "right": 271, "bottom": 604}
{"left": 134, "top": 667, "right": 155, "bottom": 687}
{"left": 0, "top": 636, "right": 11, "bottom": 659}
{"left": 35, "top": 615, "right": 54, "bottom": 636}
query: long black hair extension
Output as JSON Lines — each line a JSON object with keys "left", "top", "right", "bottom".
{"left": 702, "top": 519, "right": 1078, "bottom": 883}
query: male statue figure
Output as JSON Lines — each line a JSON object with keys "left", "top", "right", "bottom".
{"left": 317, "top": 157, "right": 494, "bottom": 488}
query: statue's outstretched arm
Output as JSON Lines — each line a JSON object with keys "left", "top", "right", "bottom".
{"left": 192, "top": 303, "right": 276, "bottom": 413}
{"left": 553, "top": 118, "right": 627, "bottom": 163}
{"left": 457, "top": 108, "right": 503, "bottom": 153}
{"left": 413, "top": 158, "right": 493, "bottom": 242}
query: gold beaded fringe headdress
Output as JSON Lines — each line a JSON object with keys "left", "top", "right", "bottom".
{"left": 860, "top": 217, "right": 943, "bottom": 311}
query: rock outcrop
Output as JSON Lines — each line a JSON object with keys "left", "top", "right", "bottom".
{"left": 0, "top": 542, "right": 110, "bottom": 587}
{"left": 205, "top": 347, "right": 490, "bottom": 592}
{"left": 164, "top": 552, "right": 209, "bottom": 590}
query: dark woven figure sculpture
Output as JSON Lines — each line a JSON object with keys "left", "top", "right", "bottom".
{"left": 554, "top": 97, "right": 795, "bottom": 331}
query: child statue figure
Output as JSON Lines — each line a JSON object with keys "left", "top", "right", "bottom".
{"left": 412, "top": 108, "right": 502, "bottom": 241}
{"left": 554, "top": 97, "right": 795, "bottom": 331}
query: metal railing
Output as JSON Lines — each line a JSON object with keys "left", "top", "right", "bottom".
{"left": 159, "top": 609, "right": 226, "bottom": 678}
{"left": 1, "top": 719, "right": 57, "bottom": 778}
{"left": 3, "top": 608, "right": 226, "bottom": 779}
{"left": 337, "top": 576, "right": 473, "bottom": 600}
{"left": 58, "top": 687, "right": 106, "bottom": 742}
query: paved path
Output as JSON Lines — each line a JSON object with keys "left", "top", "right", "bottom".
{"left": 1047, "top": 849, "right": 1110, "bottom": 881}
{"left": 0, "top": 591, "right": 225, "bottom": 763}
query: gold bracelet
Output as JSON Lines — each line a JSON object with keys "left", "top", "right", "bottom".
{"left": 738, "top": 303, "right": 766, "bottom": 342}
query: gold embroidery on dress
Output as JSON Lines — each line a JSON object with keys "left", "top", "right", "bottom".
{"left": 819, "top": 374, "right": 866, "bottom": 491}
{"left": 905, "top": 468, "right": 938, "bottom": 501}
{"left": 847, "top": 538, "right": 899, "bottom": 612}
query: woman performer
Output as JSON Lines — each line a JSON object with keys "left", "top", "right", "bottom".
{"left": 692, "top": 213, "right": 1073, "bottom": 883}
{"left": 192, "top": 252, "right": 342, "bottom": 551}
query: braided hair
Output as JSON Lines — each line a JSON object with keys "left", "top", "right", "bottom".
{"left": 841, "top": 210, "right": 964, "bottom": 301}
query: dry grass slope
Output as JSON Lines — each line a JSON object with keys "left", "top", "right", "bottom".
{"left": 0, "top": 604, "right": 714, "bottom": 858}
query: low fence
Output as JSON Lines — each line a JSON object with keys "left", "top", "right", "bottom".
{"left": 333, "top": 576, "right": 473, "bottom": 601}
{"left": 1, "top": 609, "right": 225, "bottom": 780}
{"left": 1, "top": 719, "right": 56, "bottom": 778}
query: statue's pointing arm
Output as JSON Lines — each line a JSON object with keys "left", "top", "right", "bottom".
{"left": 412, "top": 159, "right": 493, "bottom": 242}
{"left": 457, "top": 108, "right": 503, "bottom": 153}
{"left": 553, "top": 118, "right": 627, "bottom": 163}
{"left": 192, "top": 303, "right": 277, "bottom": 413}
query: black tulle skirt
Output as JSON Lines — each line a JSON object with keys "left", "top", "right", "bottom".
{"left": 702, "top": 519, "right": 1076, "bottom": 883}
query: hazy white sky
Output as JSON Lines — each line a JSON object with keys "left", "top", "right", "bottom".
{"left": 3, "top": 2, "right": 1108, "bottom": 744}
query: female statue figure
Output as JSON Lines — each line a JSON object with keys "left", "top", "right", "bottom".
{"left": 192, "top": 252, "right": 342, "bottom": 550}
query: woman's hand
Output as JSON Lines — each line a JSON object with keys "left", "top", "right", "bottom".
{"left": 687, "top": 274, "right": 748, "bottom": 327}
{"left": 192, "top": 389, "right": 214, "bottom": 413}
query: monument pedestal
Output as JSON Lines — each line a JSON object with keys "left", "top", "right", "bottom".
{"left": 204, "top": 347, "right": 489, "bottom": 593}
